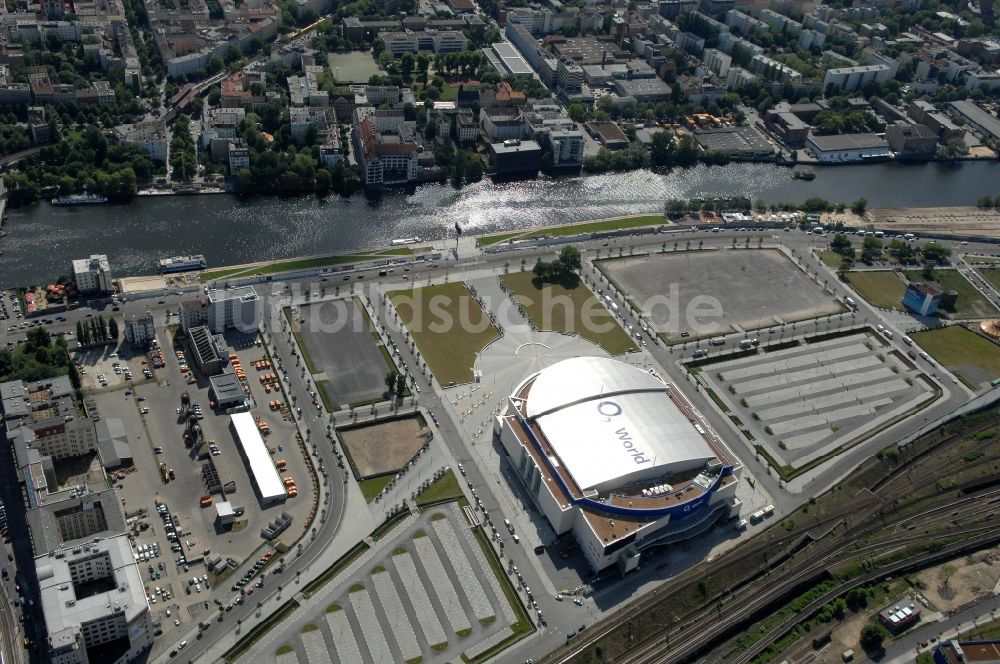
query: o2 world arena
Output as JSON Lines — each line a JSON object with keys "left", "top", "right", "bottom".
{"left": 495, "top": 357, "right": 743, "bottom": 573}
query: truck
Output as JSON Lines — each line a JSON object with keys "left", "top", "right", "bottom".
{"left": 710, "top": 337, "right": 725, "bottom": 346}
{"left": 159, "top": 462, "right": 169, "bottom": 483}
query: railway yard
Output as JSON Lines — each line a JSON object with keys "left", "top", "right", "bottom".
{"left": 548, "top": 406, "right": 1000, "bottom": 664}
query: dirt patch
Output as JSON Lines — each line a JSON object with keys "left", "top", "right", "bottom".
{"left": 339, "top": 415, "right": 429, "bottom": 478}
{"left": 869, "top": 207, "right": 1000, "bottom": 239}
{"left": 915, "top": 548, "right": 1000, "bottom": 612}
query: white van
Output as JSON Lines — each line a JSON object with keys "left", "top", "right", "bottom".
{"left": 845, "top": 297, "right": 857, "bottom": 309}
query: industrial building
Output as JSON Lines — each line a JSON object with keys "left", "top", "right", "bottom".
{"left": 488, "top": 41, "right": 534, "bottom": 77}
{"left": 948, "top": 99, "right": 1000, "bottom": 143}
{"left": 187, "top": 325, "right": 231, "bottom": 376}
{"left": 495, "top": 357, "right": 741, "bottom": 573}
{"left": 934, "top": 640, "right": 1000, "bottom": 664}
{"left": 693, "top": 126, "right": 776, "bottom": 159}
{"left": 487, "top": 139, "right": 542, "bottom": 176}
{"left": 804, "top": 133, "right": 891, "bottom": 163}
{"left": 230, "top": 412, "right": 286, "bottom": 505}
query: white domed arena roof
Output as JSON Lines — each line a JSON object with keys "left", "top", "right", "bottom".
{"left": 522, "top": 357, "right": 715, "bottom": 493}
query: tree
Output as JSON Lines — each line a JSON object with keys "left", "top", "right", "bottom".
{"left": 385, "top": 370, "right": 399, "bottom": 395}
{"left": 559, "top": 245, "right": 581, "bottom": 271}
{"left": 395, "top": 372, "right": 405, "bottom": 395}
{"left": 850, "top": 197, "right": 868, "bottom": 216}
{"left": 859, "top": 623, "right": 888, "bottom": 652}
{"left": 860, "top": 237, "right": 883, "bottom": 264}
{"left": 108, "top": 318, "right": 119, "bottom": 340}
{"left": 76, "top": 320, "right": 84, "bottom": 342}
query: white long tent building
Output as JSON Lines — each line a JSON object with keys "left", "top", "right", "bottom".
{"left": 230, "top": 412, "right": 286, "bottom": 505}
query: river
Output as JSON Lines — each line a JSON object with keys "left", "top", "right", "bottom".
{"left": 2, "top": 160, "right": 999, "bottom": 286}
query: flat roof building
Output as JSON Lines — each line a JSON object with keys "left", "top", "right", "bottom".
{"left": 804, "top": 132, "right": 891, "bottom": 163}
{"left": 935, "top": 640, "right": 1000, "bottom": 664}
{"left": 28, "top": 490, "right": 151, "bottom": 664}
{"left": 72, "top": 254, "right": 112, "bottom": 295}
{"left": 948, "top": 99, "right": 1000, "bottom": 142}
{"left": 490, "top": 42, "right": 533, "bottom": 77}
{"left": 694, "top": 125, "right": 776, "bottom": 159}
{"left": 230, "top": 412, "right": 285, "bottom": 505}
{"left": 210, "top": 371, "right": 246, "bottom": 409}
{"left": 495, "top": 357, "right": 741, "bottom": 573}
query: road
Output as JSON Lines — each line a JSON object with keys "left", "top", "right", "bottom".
{"left": 1, "top": 224, "right": 994, "bottom": 664}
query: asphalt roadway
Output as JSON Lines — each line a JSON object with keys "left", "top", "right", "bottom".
{"left": 0, "top": 226, "right": 992, "bottom": 664}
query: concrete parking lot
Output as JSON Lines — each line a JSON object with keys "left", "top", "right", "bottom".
{"left": 254, "top": 505, "right": 522, "bottom": 664}
{"left": 699, "top": 330, "right": 940, "bottom": 470}
{"left": 599, "top": 248, "right": 842, "bottom": 340}
{"left": 83, "top": 324, "right": 317, "bottom": 658}
{"left": 292, "top": 298, "right": 392, "bottom": 408}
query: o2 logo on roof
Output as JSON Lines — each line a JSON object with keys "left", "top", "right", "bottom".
{"left": 597, "top": 401, "right": 622, "bottom": 421}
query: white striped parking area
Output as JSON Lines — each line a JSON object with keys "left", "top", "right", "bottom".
{"left": 325, "top": 608, "right": 364, "bottom": 664}
{"left": 371, "top": 571, "right": 422, "bottom": 661}
{"left": 393, "top": 551, "right": 448, "bottom": 647}
{"left": 349, "top": 588, "right": 395, "bottom": 664}
{"left": 432, "top": 517, "right": 495, "bottom": 622}
{"left": 413, "top": 535, "right": 472, "bottom": 633}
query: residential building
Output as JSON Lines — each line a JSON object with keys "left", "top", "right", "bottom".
{"left": 27, "top": 106, "right": 51, "bottom": 145}
{"left": 228, "top": 142, "right": 250, "bottom": 173}
{"left": 123, "top": 311, "right": 156, "bottom": 347}
{"left": 286, "top": 65, "right": 328, "bottom": 106}
{"left": 725, "top": 10, "right": 768, "bottom": 34}
{"left": 110, "top": 121, "right": 168, "bottom": 163}
{"left": 547, "top": 128, "right": 585, "bottom": 170}
{"left": 481, "top": 107, "right": 525, "bottom": 142}
{"left": 289, "top": 106, "right": 337, "bottom": 143}
{"left": 34, "top": 520, "right": 151, "bottom": 664}
{"left": 72, "top": 254, "right": 113, "bottom": 295}
{"left": 702, "top": 48, "right": 731, "bottom": 77}
{"left": 352, "top": 107, "right": 419, "bottom": 188}
{"left": 751, "top": 54, "right": 802, "bottom": 83}
{"left": 764, "top": 109, "right": 811, "bottom": 146}
{"left": 822, "top": 64, "right": 891, "bottom": 92}
{"left": 726, "top": 66, "right": 757, "bottom": 88}
{"left": 221, "top": 71, "right": 275, "bottom": 109}
{"left": 201, "top": 108, "right": 246, "bottom": 150}
{"left": 804, "top": 132, "right": 891, "bottom": 163}
{"left": 885, "top": 123, "right": 938, "bottom": 158}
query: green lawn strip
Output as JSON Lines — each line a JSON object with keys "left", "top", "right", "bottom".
{"left": 525, "top": 214, "right": 664, "bottom": 239}
{"left": 500, "top": 271, "right": 637, "bottom": 355}
{"left": 374, "top": 247, "right": 414, "bottom": 256}
{"left": 819, "top": 250, "right": 843, "bottom": 268}
{"left": 979, "top": 267, "right": 1000, "bottom": 290}
{"left": 912, "top": 326, "right": 1000, "bottom": 381}
{"left": 415, "top": 469, "right": 463, "bottom": 506}
{"left": 325, "top": 603, "right": 342, "bottom": 613}
{"left": 372, "top": 511, "right": 410, "bottom": 541}
{"left": 431, "top": 641, "right": 449, "bottom": 652}
{"left": 478, "top": 231, "right": 528, "bottom": 247}
{"left": 202, "top": 253, "right": 401, "bottom": 281}
{"left": 389, "top": 282, "right": 500, "bottom": 385}
{"left": 457, "top": 627, "right": 473, "bottom": 638}
{"left": 465, "top": 527, "right": 535, "bottom": 664}
{"left": 348, "top": 582, "right": 365, "bottom": 593}
{"left": 283, "top": 308, "right": 319, "bottom": 374}
{"left": 301, "top": 541, "right": 370, "bottom": 598}
{"left": 392, "top": 546, "right": 407, "bottom": 555}
{"left": 314, "top": 379, "right": 334, "bottom": 412}
{"left": 844, "top": 271, "right": 907, "bottom": 309}
{"left": 300, "top": 623, "right": 318, "bottom": 633}
{"left": 371, "top": 565, "right": 386, "bottom": 574}
{"left": 223, "top": 599, "right": 300, "bottom": 662}
{"left": 413, "top": 529, "right": 427, "bottom": 538}
{"left": 406, "top": 657, "right": 424, "bottom": 664}
{"left": 905, "top": 268, "right": 998, "bottom": 317}
{"left": 359, "top": 474, "right": 394, "bottom": 503}
{"left": 275, "top": 644, "right": 294, "bottom": 656}
{"left": 430, "top": 512, "right": 447, "bottom": 521}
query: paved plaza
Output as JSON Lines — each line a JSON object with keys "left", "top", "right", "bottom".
{"left": 254, "top": 505, "right": 523, "bottom": 664}
{"left": 599, "top": 248, "right": 842, "bottom": 339}
{"left": 700, "top": 332, "right": 940, "bottom": 469}
{"left": 294, "top": 298, "right": 390, "bottom": 407}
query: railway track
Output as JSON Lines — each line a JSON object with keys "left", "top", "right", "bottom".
{"left": 549, "top": 414, "right": 1000, "bottom": 664}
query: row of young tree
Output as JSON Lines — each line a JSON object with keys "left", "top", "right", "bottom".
{"left": 76, "top": 316, "right": 118, "bottom": 346}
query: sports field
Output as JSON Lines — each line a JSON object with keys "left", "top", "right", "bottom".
{"left": 844, "top": 271, "right": 906, "bottom": 310}
{"left": 912, "top": 325, "right": 1000, "bottom": 388}
{"left": 389, "top": 282, "right": 500, "bottom": 385}
{"left": 500, "top": 271, "right": 637, "bottom": 355}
